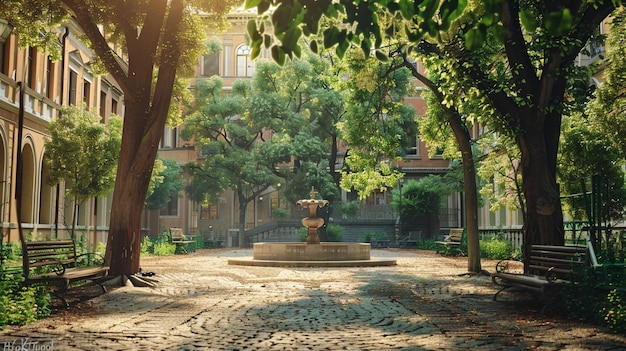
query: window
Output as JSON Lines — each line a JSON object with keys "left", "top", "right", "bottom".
{"left": 0, "top": 23, "right": 12, "bottom": 76}
{"left": 161, "top": 126, "right": 178, "bottom": 148}
{"left": 236, "top": 44, "right": 255, "bottom": 77}
{"left": 68, "top": 70, "right": 78, "bottom": 105}
{"left": 83, "top": 79, "right": 91, "bottom": 107}
{"left": 43, "top": 57, "right": 54, "bottom": 99}
{"left": 100, "top": 91, "right": 107, "bottom": 118}
{"left": 202, "top": 53, "right": 219, "bottom": 76}
{"left": 160, "top": 193, "right": 179, "bottom": 216}
{"left": 111, "top": 98, "right": 118, "bottom": 114}
{"left": 0, "top": 40, "right": 6, "bottom": 75}
{"left": 26, "top": 47, "right": 36, "bottom": 89}
{"left": 200, "top": 204, "right": 218, "bottom": 220}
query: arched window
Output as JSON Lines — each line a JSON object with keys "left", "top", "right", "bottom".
{"left": 236, "top": 44, "right": 255, "bottom": 77}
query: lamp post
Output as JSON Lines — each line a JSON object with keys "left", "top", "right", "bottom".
{"left": 399, "top": 178, "right": 405, "bottom": 243}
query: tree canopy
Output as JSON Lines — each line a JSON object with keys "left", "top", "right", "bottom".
{"left": 246, "top": 0, "right": 621, "bottom": 263}
{"left": 2, "top": 0, "right": 240, "bottom": 275}
{"left": 45, "top": 104, "right": 122, "bottom": 238}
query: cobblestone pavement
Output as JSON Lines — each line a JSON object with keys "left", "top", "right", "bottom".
{"left": 2, "top": 249, "right": 626, "bottom": 350}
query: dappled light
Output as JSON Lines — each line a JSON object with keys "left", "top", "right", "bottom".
{"left": 2, "top": 249, "right": 625, "bottom": 349}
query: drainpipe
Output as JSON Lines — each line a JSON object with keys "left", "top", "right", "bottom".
{"left": 16, "top": 81, "right": 25, "bottom": 270}
{"left": 54, "top": 27, "right": 69, "bottom": 238}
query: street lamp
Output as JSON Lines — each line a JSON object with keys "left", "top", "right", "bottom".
{"left": 399, "top": 178, "right": 405, "bottom": 241}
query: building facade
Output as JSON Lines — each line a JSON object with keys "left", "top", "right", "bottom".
{"left": 0, "top": 20, "right": 124, "bottom": 250}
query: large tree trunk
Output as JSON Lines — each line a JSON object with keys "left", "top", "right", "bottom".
{"left": 518, "top": 108, "right": 564, "bottom": 266}
{"left": 448, "top": 116, "right": 481, "bottom": 273}
{"left": 98, "top": 0, "right": 184, "bottom": 276}
{"left": 105, "top": 103, "right": 165, "bottom": 276}
{"left": 238, "top": 193, "right": 249, "bottom": 248}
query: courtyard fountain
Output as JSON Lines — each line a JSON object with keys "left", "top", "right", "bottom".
{"left": 228, "top": 187, "right": 396, "bottom": 267}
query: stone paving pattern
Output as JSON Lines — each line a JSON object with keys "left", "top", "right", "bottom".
{"left": 2, "top": 249, "right": 626, "bottom": 350}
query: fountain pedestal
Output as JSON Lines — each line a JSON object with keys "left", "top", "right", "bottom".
{"left": 228, "top": 187, "right": 396, "bottom": 267}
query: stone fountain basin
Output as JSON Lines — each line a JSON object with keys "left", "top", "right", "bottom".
{"left": 253, "top": 242, "right": 370, "bottom": 261}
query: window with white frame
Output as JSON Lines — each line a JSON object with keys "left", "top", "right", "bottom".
{"left": 236, "top": 44, "right": 255, "bottom": 77}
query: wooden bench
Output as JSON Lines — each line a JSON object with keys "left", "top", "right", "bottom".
{"left": 434, "top": 228, "right": 464, "bottom": 254}
{"left": 371, "top": 238, "right": 390, "bottom": 248}
{"left": 491, "top": 244, "right": 588, "bottom": 314}
{"left": 399, "top": 231, "right": 422, "bottom": 247}
{"left": 22, "top": 240, "right": 109, "bottom": 306}
{"left": 170, "top": 227, "right": 195, "bottom": 253}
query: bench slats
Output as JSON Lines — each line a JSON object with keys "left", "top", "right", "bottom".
{"left": 170, "top": 228, "right": 195, "bottom": 253}
{"left": 435, "top": 228, "right": 464, "bottom": 249}
{"left": 492, "top": 244, "right": 589, "bottom": 314}
{"left": 22, "top": 240, "right": 109, "bottom": 306}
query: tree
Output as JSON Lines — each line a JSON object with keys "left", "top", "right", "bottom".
{"left": 338, "top": 50, "right": 416, "bottom": 199}
{"left": 246, "top": 0, "right": 620, "bottom": 264}
{"left": 401, "top": 59, "right": 484, "bottom": 272}
{"left": 590, "top": 7, "right": 626, "bottom": 159}
{"left": 145, "top": 158, "right": 184, "bottom": 211}
{"left": 45, "top": 104, "right": 122, "bottom": 239}
{"left": 2, "top": 0, "right": 240, "bottom": 275}
{"left": 182, "top": 74, "right": 319, "bottom": 247}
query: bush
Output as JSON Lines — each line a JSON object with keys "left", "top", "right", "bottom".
{"left": 480, "top": 237, "right": 517, "bottom": 260}
{"left": 339, "top": 201, "right": 360, "bottom": 217}
{"left": 0, "top": 241, "right": 21, "bottom": 262}
{"left": 603, "top": 290, "right": 626, "bottom": 333}
{"left": 141, "top": 231, "right": 176, "bottom": 256}
{"left": 0, "top": 271, "right": 50, "bottom": 330}
{"left": 325, "top": 224, "right": 344, "bottom": 242}
{"left": 415, "top": 239, "right": 438, "bottom": 250}
{"left": 272, "top": 207, "right": 289, "bottom": 218}
{"left": 298, "top": 224, "right": 344, "bottom": 242}
{"left": 562, "top": 257, "right": 626, "bottom": 334}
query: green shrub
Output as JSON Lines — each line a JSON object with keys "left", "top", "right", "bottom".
{"left": 1, "top": 241, "right": 21, "bottom": 262}
{"left": 0, "top": 271, "right": 50, "bottom": 330}
{"left": 562, "top": 257, "right": 626, "bottom": 334}
{"left": 298, "top": 224, "right": 344, "bottom": 242}
{"left": 325, "top": 224, "right": 344, "bottom": 242}
{"left": 603, "top": 290, "right": 626, "bottom": 333}
{"left": 415, "top": 239, "right": 438, "bottom": 250}
{"left": 141, "top": 235, "right": 153, "bottom": 255}
{"left": 480, "top": 237, "right": 516, "bottom": 260}
{"left": 339, "top": 201, "right": 360, "bottom": 217}
{"left": 272, "top": 207, "right": 289, "bottom": 218}
{"left": 141, "top": 231, "right": 176, "bottom": 256}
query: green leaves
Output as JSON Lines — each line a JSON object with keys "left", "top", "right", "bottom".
{"left": 45, "top": 104, "right": 121, "bottom": 202}
{"left": 544, "top": 9, "right": 573, "bottom": 36}
{"left": 520, "top": 9, "right": 538, "bottom": 32}
{"left": 249, "top": 0, "right": 470, "bottom": 64}
{"left": 464, "top": 22, "right": 492, "bottom": 51}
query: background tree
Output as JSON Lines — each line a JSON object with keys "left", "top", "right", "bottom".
{"left": 247, "top": 0, "right": 620, "bottom": 264}
{"left": 590, "top": 7, "right": 626, "bottom": 159}
{"left": 45, "top": 105, "right": 122, "bottom": 239}
{"left": 145, "top": 158, "right": 184, "bottom": 211}
{"left": 476, "top": 133, "right": 524, "bottom": 218}
{"left": 559, "top": 115, "right": 626, "bottom": 222}
{"left": 338, "top": 50, "right": 417, "bottom": 199}
{"left": 1, "top": 0, "right": 241, "bottom": 276}
{"left": 182, "top": 72, "right": 329, "bottom": 246}
{"left": 404, "top": 60, "right": 485, "bottom": 272}
{"left": 247, "top": 55, "right": 339, "bottom": 204}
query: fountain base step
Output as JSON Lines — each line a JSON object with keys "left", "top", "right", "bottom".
{"left": 228, "top": 258, "right": 396, "bottom": 267}
{"left": 227, "top": 242, "right": 396, "bottom": 267}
